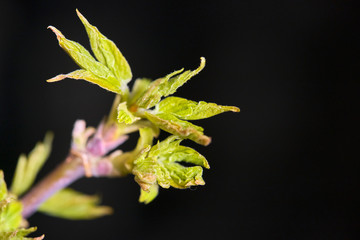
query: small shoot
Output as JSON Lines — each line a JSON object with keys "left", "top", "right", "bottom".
{"left": 11, "top": 132, "right": 54, "bottom": 196}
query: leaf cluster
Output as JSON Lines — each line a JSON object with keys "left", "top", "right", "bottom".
{"left": 46, "top": 10, "right": 239, "bottom": 204}
{"left": 0, "top": 171, "right": 44, "bottom": 240}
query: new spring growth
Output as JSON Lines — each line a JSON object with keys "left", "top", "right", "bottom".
{"left": 0, "top": 9, "right": 239, "bottom": 239}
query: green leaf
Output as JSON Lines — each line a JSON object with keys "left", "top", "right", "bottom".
{"left": 1, "top": 170, "right": 21, "bottom": 232}
{"left": 76, "top": 9, "right": 132, "bottom": 85}
{"left": 128, "top": 78, "right": 151, "bottom": 107}
{"left": 135, "top": 128, "right": 155, "bottom": 152}
{"left": 144, "top": 112, "right": 211, "bottom": 146}
{"left": 117, "top": 102, "right": 140, "bottom": 124}
{"left": 139, "top": 184, "right": 159, "bottom": 204}
{"left": 133, "top": 136, "right": 209, "bottom": 190}
{"left": 162, "top": 57, "right": 206, "bottom": 97}
{"left": 112, "top": 127, "right": 154, "bottom": 175}
{"left": 0, "top": 171, "right": 43, "bottom": 239}
{"left": 0, "top": 200, "right": 22, "bottom": 232}
{"left": 47, "top": 26, "right": 124, "bottom": 94}
{"left": 11, "top": 132, "right": 53, "bottom": 196}
{"left": 157, "top": 96, "right": 240, "bottom": 120}
{"left": 135, "top": 69, "right": 183, "bottom": 109}
{"left": 148, "top": 136, "right": 209, "bottom": 169}
{"left": 39, "top": 188, "right": 113, "bottom": 220}
{"left": 0, "top": 227, "right": 44, "bottom": 240}
{"left": 0, "top": 171, "right": 6, "bottom": 202}
{"left": 48, "top": 69, "right": 124, "bottom": 94}
{"left": 136, "top": 58, "right": 205, "bottom": 109}
{"left": 1, "top": 170, "right": 22, "bottom": 232}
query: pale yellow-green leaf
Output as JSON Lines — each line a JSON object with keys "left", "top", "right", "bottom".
{"left": 135, "top": 128, "right": 155, "bottom": 152}
{"left": 136, "top": 69, "right": 183, "bottom": 109}
{"left": 112, "top": 128, "right": 154, "bottom": 175}
{"left": 0, "top": 171, "right": 6, "bottom": 202}
{"left": 128, "top": 78, "right": 151, "bottom": 107}
{"left": 135, "top": 57, "right": 205, "bottom": 109}
{"left": 76, "top": 9, "right": 132, "bottom": 85}
{"left": 157, "top": 96, "right": 240, "bottom": 120}
{"left": 47, "top": 26, "right": 123, "bottom": 94}
{"left": 139, "top": 184, "right": 159, "bottom": 204}
{"left": 133, "top": 136, "right": 209, "bottom": 190}
{"left": 144, "top": 112, "right": 211, "bottom": 146}
{"left": 117, "top": 102, "right": 140, "bottom": 124}
{"left": 0, "top": 227, "right": 44, "bottom": 240}
{"left": 148, "top": 136, "right": 209, "bottom": 169}
{"left": 163, "top": 57, "right": 206, "bottom": 96}
{"left": 0, "top": 171, "right": 43, "bottom": 239}
{"left": 11, "top": 132, "right": 53, "bottom": 196}
{"left": 39, "top": 188, "right": 113, "bottom": 220}
{"left": 0, "top": 200, "right": 22, "bottom": 232}
{"left": 47, "top": 69, "right": 123, "bottom": 94}
{"left": 133, "top": 154, "right": 157, "bottom": 191}
{"left": 1, "top": 170, "right": 21, "bottom": 232}
{"left": 158, "top": 163, "right": 205, "bottom": 189}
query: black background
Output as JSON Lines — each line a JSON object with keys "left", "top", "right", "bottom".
{"left": 0, "top": 0, "right": 359, "bottom": 239}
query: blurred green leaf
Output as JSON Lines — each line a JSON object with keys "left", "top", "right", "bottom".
{"left": 11, "top": 132, "right": 53, "bottom": 196}
{"left": 144, "top": 112, "right": 211, "bottom": 146}
{"left": 39, "top": 188, "right": 113, "bottom": 220}
{"left": 76, "top": 9, "right": 132, "bottom": 86}
{"left": 157, "top": 96, "right": 240, "bottom": 120}
{"left": 133, "top": 136, "right": 209, "bottom": 191}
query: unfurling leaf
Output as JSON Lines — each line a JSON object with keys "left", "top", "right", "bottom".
{"left": 135, "top": 69, "right": 183, "bottom": 109}
{"left": 157, "top": 96, "right": 240, "bottom": 120}
{"left": 133, "top": 136, "right": 209, "bottom": 191}
{"left": 135, "top": 58, "right": 205, "bottom": 109}
{"left": 112, "top": 127, "right": 154, "bottom": 175}
{"left": 47, "top": 10, "right": 132, "bottom": 95}
{"left": 163, "top": 57, "right": 205, "bottom": 97}
{"left": 39, "top": 188, "right": 113, "bottom": 220}
{"left": 144, "top": 112, "right": 211, "bottom": 146}
{"left": 76, "top": 9, "right": 132, "bottom": 85}
{"left": 117, "top": 102, "right": 140, "bottom": 124}
{"left": 11, "top": 132, "right": 53, "bottom": 196}
{"left": 139, "top": 184, "right": 159, "bottom": 204}
{"left": 0, "top": 171, "right": 43, "bottom": 239}
{"left": 128, "top": 78, "right": 151, "bottom": 107}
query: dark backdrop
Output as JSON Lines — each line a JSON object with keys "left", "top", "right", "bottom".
{"left": 0, "top": 0, "right": 359, "bottom": 239}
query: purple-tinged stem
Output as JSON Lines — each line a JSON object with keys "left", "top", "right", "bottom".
{"left": 21, "top": 119, "right": 129, "bottom": 219}
{"left": 21, "top": 157, "right": 85, "bottom": 219}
